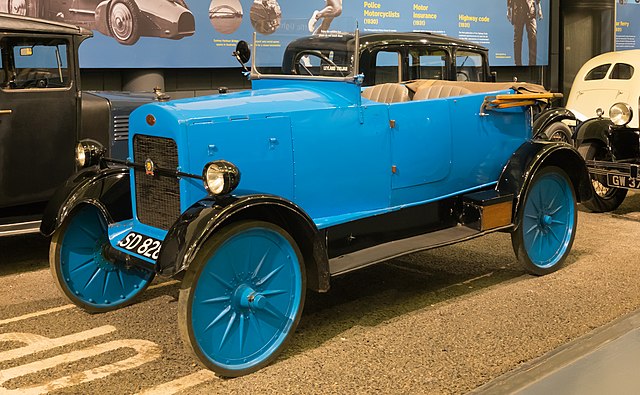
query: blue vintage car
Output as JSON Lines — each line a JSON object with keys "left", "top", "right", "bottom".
{"left": 42, "top": 31, "right": 590, "bottom": 377}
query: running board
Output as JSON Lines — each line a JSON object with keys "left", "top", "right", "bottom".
{"left": 329, "top": 224, "right": 512, "bottom": 276}
{"left": 0, "top": 220, "right": 42, "bottom": 237}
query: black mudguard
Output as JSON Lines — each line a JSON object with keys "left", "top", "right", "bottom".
{"left": 574, "top": 117, "right": 611, "bottom": 147}
{"left": 40, "top": 166, "right": 132, "bottom": 237}
{"left": 497, "top": 141, "right": 592, "bottom": 227}
{"left": 532, "top": 108, "right": 576, "bottom": 138}
{"left": 157, "top": 195, "right": 330, "bottom": 292}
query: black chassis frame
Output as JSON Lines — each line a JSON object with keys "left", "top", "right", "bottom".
{"left": 576, "top": 117, "right": 640, "bottom": 189}
{"left": 42, "top": 141, "right": 590, "bottom": 293}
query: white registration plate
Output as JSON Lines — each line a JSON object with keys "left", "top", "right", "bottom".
{"left": 607, "top": 174, "right": 640, "bottom": 190}
{"left": 117, "top": 232, "right": 162, "bottom": 261}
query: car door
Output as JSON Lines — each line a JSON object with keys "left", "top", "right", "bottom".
{"left": 387, "top": 99, "right": 452, "bottom": 205}
{"left": 0, "top": 34, "right": 78, "bottom": 208}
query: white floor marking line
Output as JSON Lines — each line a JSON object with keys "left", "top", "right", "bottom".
{"left": 0, "top": 305, "right": 74, "bottom": 327}
{"left": 0, "top": 326, "right": 116, "bottom": 362}
{"left": 0, "top": 339, "right": 162, "bottom": 394}
{"left": 0, "top": 280, "right": 178, "bottom": 328}
{"left": 136, "top": 369, "right": 218, "bottom": 395}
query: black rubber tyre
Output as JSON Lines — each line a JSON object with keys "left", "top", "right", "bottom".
{"left": 537, "top": 121, "right": 572, "bottom": 143}
{"left": 577, "top": 142, "right": 628, "bottom": 212}
{"left": 108, "top": 0, "right": 140, "bottom": 45}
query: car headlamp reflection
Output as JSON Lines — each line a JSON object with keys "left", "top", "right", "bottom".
{"left": 609, "top": 102, "right": 633, "bottom": 127}
{"left": 202, "top": 160, "right": 241, "bottom": 196}
{"left": 75, "top": 139, "right": 105, "bottom": 168}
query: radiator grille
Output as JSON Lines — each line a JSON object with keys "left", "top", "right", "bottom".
{"left": 133, "top": 135, "right": 180, "bottom": 230}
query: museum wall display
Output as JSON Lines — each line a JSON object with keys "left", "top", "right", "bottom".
{"left": 0, "top": 0, "right": 551, "bottom": 68}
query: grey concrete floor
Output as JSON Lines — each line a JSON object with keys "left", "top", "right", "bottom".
{"left": 1, "top": 194, "right": 640, "bottom": 393}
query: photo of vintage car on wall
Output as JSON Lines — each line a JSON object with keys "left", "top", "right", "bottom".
{"left": 0, "top": 0, "right": 195, "bottom": 45}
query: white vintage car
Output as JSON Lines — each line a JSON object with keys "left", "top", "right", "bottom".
{"left": 567, "top": 49, "right": 640, "bottom": 127}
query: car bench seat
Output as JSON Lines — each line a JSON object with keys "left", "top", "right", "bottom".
{"left": 362, "top": 83, "right": 410, "bottom": 103}
{"left": 407, "top": 79, "right": 549, "bottom": 100}
{"left": 413, "top": 84, "right": 473, "bottom": 100}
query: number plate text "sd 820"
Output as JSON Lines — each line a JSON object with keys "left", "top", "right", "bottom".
{"left": 117, "top": 232, "right": 162, "bottom": 261}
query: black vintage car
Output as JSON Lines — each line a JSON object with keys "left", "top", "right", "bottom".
{"left": 282, "top": 32, "right": 574, "bottom": 141}
{"left": 2, "top": 0, "right": 195, "bottom": 45}
{"left": 575, "top": 104, "right": 640, "bottom": 212}
{"left": 283, "top": 32, "right": 495, "bottom": 85}
{"left": 0, "top": 14, "right": 157, "bottom": 236}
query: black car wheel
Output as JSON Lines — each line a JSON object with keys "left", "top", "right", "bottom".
{"left": 536, "top": 121, "right": 572, "bottom": 143}
{"left": 578, "top": 142, "right": 628, "bottom": 212}
{"left": 108, "top": 0, "right": 140, "bottom": 45}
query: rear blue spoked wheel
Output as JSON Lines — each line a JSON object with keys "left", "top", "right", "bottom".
{"left": 50, "top": 205, "right": 154, "bottom": 312}
{"left": 178, "top": 221, "right": 305, "bottom": 377}
{"left": 512, "top": 166, "right": 577, "bottom": 275}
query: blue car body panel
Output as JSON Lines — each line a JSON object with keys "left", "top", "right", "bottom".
{"left": 125, "top": 79, "right": 530, "bottom": 238}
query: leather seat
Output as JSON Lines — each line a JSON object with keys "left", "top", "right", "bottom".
{"left": 413, "top": 85, "right": 473, "bottom": 101}
{"left": 362, "top": 83, "right": 410, "bottom": 103}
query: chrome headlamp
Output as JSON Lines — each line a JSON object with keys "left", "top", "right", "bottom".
{"left": 203, "top": 160, "right": 240, "bottom": 196}
{"left": 609, "top": 103, "right": 633, "bottom": 127}
{"left": 75, "top": 139, "right": 105, "bottom": 168}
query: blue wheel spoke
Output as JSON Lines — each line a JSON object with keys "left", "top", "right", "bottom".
{"left": 245, "top": 249, "right": 254, "bottom": 278}
{"left": 117, "top": 270, "right": 126, "bottom": 291}
{"left": 548, "top": 204, "right": 564, "bottom": 215}
{"left": 530, "top": 197, "right": 540, "bottom": 213}
{"left": 252, "top": 249, "right": 270, "bottom": 280}
{"left": 202, "top": 296, "right": 231, "bottom": 304}
{"left": 83, "top": 267, "right": 102, "bottom": 290}
{"left": 531, "top": 228, "right": 541, "bottom": 248}
{"left": 207, "top": 271, "right": 234, "bottom": 291}
{"left": 551, "top": 219, "right": 566, "bottom": 226}
{"left": 103, "top": 271, "right": 111, "bottom": 297}
{"left": 221, "top": 249, "right": 240, "bottom": 282}
{"left": 255, "top": 264, "right": 284, "bottom": 287}
{"left": 538, "top": 231, "right": 544, "bottom": 256}
{"left": 525, "top": 224, "right": 538, "bottom": 235}
{"left": 70, "top": 257, "right": 97, "bottom": 273}
{"left": 260, "top": 289, "right": 287, "bottom": 297}
{"left": 548, "top": 227, "right": 562, "bottom": 243}
{"left": 73, "top": 247, "right": 96, "bottom": 254}
{"left": 525, "top": 214, "right": 538, "bottom": 220}
{"left": 238, "top": 314, "right": 246, "bottom": 353}
{"left": 95, "top": 210, "right": 108, "bottom": 232}
{"left": 546, "top": 192, "right": 558, "bottom": 212}
{"left": 219, "top": 312, "right": 237, "bottom": 350}
{"left": 254, "top": 299, "right": 288, "bottom": 329}
{"left": 249, "top": 310, "right": 266, "bottom": 343}
{"left": 205, "top": 305, "right": 232, "bottom": 332}
{"left": 78, "top": 224, "right": 100, "bottom": 241}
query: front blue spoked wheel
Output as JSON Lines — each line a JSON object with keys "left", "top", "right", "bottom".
{"left": 178, "top": 221, "right": 305, "bottom": 377}
{"left": 512, "top": 166, "right": 577, "bottom": 275}
{"left": 50, "top": 205, "right": 155, "bottom": 312}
